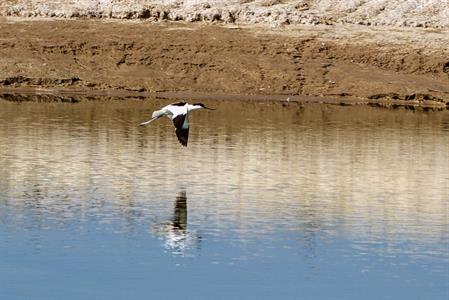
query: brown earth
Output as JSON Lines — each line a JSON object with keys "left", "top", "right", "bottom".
{"left": 0, "top": 17, "right": 448, "bottom": 109}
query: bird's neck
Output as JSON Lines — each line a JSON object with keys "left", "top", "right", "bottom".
{"left": 187, "top": 104, "right": 202, "bottom": 112}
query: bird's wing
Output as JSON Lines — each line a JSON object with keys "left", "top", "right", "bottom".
{"left": 172, "top": 111, "right": 189, "bottom": 147}
{"left": 170, "top": 101, "right": 187, "bottom": 106}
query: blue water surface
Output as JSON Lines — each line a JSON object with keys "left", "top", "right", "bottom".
{"left": 0, "top": 99, "right": 448, "bottom": 299}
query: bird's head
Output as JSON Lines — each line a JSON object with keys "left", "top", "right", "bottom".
{"left": 192, "top": 103, "right": 216, "bottom": 110}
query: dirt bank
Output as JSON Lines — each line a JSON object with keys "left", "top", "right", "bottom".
{"left": 0, "top": 17, "right": 448, "bottom": 109}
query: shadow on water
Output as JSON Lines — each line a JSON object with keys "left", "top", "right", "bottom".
{"left": 150, "top": 190, "right": 201, "bottom": 255}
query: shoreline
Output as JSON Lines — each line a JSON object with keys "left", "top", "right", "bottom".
{"left": 1, "top": 86, "right": 447, "bottom": 111}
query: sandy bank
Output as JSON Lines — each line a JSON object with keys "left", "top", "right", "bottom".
{"left": 0, "top": 17, "right": 448, "bottom": 109}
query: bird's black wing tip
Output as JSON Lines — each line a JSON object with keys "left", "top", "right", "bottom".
{"left": 175, "top": 127, "right": 189, "bottom": 147}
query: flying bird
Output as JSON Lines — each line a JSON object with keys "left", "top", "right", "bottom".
{"left": 139, "top": 102, "right": 215, "bottom": 146}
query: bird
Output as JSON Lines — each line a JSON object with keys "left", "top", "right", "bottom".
{"left": 139, "top": 102, "right": 215, "bottom": 146}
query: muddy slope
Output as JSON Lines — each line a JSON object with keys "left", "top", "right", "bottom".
{"left": 0, "top": 18, "right": 448, "bottom": 107}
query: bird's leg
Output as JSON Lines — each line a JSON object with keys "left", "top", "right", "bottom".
{"left": 139, "top": 116, "right": 159, "bottom": 127}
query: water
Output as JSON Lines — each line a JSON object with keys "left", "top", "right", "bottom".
{"left": 0, "top": 98, "right": 448, "bottom": 299}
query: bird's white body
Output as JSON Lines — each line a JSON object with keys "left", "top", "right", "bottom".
{"left": 139, "top": 102, "right": 214, "bottom": 146}
{"left": 152, "top": 103, "right": 202, "bottom": 118}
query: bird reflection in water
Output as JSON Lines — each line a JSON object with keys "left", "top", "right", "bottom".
{"left": 151, "top": 190, "right": 201, "bottom": 255}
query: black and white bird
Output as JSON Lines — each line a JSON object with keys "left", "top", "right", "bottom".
{"left": 139, "top": 102, "right": 215, "bottom": 146}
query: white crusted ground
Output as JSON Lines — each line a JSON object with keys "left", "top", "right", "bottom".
{"left": 1, "top": 0, "right": 448, "bottom": 28}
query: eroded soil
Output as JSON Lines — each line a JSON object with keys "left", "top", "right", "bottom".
{"left": 0, "top": 17, "right": 448, "bottom": 108}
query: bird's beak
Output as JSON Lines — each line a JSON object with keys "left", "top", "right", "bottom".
{"left": 204, "top": 106, "right": 216, "bottom": 110}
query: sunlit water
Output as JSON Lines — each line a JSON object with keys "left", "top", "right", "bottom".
{"left": 0, "top": 98, "right": 448, "bottom": 299}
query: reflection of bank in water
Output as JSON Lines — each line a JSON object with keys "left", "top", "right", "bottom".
{"left": 151, "top": 191, "right": 201, "bottom": 255}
